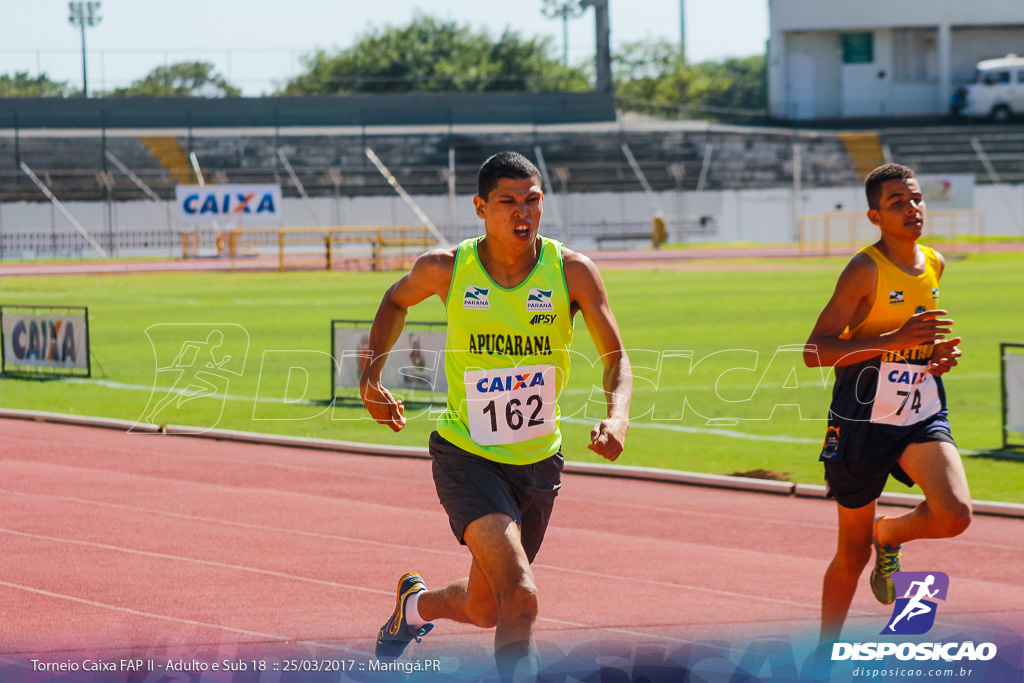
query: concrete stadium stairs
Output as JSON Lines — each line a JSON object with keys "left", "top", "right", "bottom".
{"left": 140, "top": 136, "right": 194, "bottom": 185}
{"left": 883, "top": 125, "right": 1024, "bottom": 183}
{"left": 3, "top": 122, "right": 1023, "bottom": 204}
{"left": 839, "top": 131, "right": 886, "bottom": 180}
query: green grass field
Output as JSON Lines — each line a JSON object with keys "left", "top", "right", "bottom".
{"left": 2, "top": 251, "right": 1023, "bottom": 503}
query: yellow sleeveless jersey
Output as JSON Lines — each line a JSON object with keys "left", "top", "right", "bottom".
{"left": 436, "top": 236, "right": 574, "bottom": 465}
{"left": 843, "top": 244, "right": 942, "bottom": 350}
{"left": 831, "top": 244, "right": 945, "bottom": 428}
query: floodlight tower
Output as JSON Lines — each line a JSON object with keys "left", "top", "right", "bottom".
{"left": 68, "top": 2, "right": 101, "bottom": 97}
{"left": 541, "top": 0, "right": 585, "bottom": 66}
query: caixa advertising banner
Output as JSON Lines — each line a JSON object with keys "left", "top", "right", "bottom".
{"left": 1, "top": 306, "right": 90, "bottom": 376}
{"left": 174, "top": 185, "right": 282, "bottom": 225}
{"left": 331, "top": 321, "right": 447, "bottom": 401}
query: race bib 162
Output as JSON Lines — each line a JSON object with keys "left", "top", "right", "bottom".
{"left": 464, "top": 364, "right": 557, "bottom": 446}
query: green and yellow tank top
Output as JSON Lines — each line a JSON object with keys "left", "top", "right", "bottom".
{"left": 437, "top": 236, "right": 574, "bottom": 465}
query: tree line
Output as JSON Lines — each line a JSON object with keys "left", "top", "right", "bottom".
{"left": 1, "top": 15, "right": 765, "bottom": 117}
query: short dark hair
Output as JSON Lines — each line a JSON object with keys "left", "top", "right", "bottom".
{"left": 865, "top": 163, "right": 916, "bottom": 211}
{"left": 477, "top": 151, "right": 542, "bottom": 199}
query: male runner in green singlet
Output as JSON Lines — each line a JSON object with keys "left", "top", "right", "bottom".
{"left": 360, "top": 151, "right": 632, "bottom": 679}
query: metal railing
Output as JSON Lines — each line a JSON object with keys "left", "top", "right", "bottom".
{"left": 223, "top": 225, "right": 435, "bottom": 272}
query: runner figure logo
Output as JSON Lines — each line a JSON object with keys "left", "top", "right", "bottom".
{"left": 134, "top": 323, "right": 250, "bottom": 433}
{"left": 882, "top": 571, "right": 949, "bottom": 635}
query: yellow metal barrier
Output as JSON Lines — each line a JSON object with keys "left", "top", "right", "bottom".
{"left": 224, "top": 226, "right": 435, "bottom": 272}
{"left": 798, "top": 210, "right": 985, "bottom": 257}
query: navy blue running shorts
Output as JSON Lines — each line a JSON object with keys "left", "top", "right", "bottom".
{"left": 822, "top": 414, "right": 956, "bottom": 509}
{"left": 429, "top": 431, "right": 562, "bottom": 563}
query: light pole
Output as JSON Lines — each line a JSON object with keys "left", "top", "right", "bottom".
{"left": 68, "top": 2, "right": 101, "bottom": 97}
{"left": 541, "top": 0, "right": 584, "bottom": 66}
{"left": 680, "top": 0, "right": 686, "bottom": 62}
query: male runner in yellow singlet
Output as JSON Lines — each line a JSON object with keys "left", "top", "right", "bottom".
{"left": 360, "top": 151, "right": 632, "bottom": 678}
{"left": 805, "top": 163, "right": 971, "bottom": 642}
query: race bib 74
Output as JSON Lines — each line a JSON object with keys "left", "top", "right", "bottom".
{"left": 870, "top": 361, "right": 941, "bottom": 426}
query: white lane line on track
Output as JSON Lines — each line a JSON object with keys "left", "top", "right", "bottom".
{"left": 5, "top": 436, "right": 1018, "bottom": 548}
{"left": 0, "top": 528, "right": 391, "bottom": 597}
{"left": 534, "top": 563, "right": 828, "bottom": 613}
{"left": 562, "top": 495, "right": 1024, "bottom": 552}
{"left": 536, "top": 615, "right": 724, "bottom": 647}
{"left": 61, "top": 377, "right": 314, "bottom": 406}
{"left": 561, "top": 417, "right": 820, "bottom": 444}
{"left": 0, "top": 489, "right": 834, "bottom": 614}
{"left": 3, "top": 495, "right": 1015, "bottom": 645}
{"left": 5, "top": 471, "right": 1022, "bottom": 556}
{"left": 1, "top": 433, "right": 426, "bottom": 485}
{"left": 563, "top": 495, "right": 836, "bottom": 531}
{"left": 0, "top": 462, "right": 440, "bottom": 521}
{"left": 0, "top": 488, "right": 466, "bottom": 559}
{"left": 0, "top": 580, "right": 287, "bottom": 640}
{"left": 560, "top": 372, "right": 996, "bottom": 397}
{"left": 31, "top": 376, "right": 826, "bottom": 445}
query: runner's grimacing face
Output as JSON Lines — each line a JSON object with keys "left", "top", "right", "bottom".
{"left": 477, "top": 177, "right": 544, "bottom": 248}
{"left": 871, "top": 178, "right": 925, "bottom": 241}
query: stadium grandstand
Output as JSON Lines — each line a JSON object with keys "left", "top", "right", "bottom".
{"left": 2, "top": 95, "right": 1023, "bottom": 261}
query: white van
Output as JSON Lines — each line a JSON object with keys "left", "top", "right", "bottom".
{"left": 962, "top": 54, "right": 1024, "bottom": 121}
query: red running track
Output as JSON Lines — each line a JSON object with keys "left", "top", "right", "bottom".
{"left": 1, "top": 418, "right": 1022, "bottom": 675}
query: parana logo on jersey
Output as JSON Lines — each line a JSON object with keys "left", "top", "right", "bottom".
{"left": 526, "top": 288, "right": 554, "bottom": 312}
{"left": 464, "top": 286, "right": 490, "bottom": 310}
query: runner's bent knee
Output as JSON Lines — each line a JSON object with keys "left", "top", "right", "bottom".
{"left": 836, "top": 542, "right": 873, "bottom": 570}
{"left": 494, "top": 582, "right": 539, "bottom": 626}
{"left": 931, "top": 499, "right": 972, "bottom": 537}
{"left": 464, "top": 598, "right": 499, "bottom": 628}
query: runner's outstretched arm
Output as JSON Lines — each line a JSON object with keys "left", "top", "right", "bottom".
{"left": 564, "top": 250, "right": 631, "bottom": 461}
{"left": 360, "top": 249, "right": 454, "bottom": 432}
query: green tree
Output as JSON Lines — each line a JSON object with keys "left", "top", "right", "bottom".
{"left": 281, "top": 14, "right": 589, "bottom": 94}
{"left": 107, "top": 62, "right": 240, "bottom": 97}
{"left": 613, "top": 40, "right": 766, "bottom": 119}
{"left": 689, "top": 56, "right": 767, "bottom": 112}
{"left": 614, "top": 40, "right": 689, "bottom": 103}
{"left": 0, "top": 72, "right": 74, "bottom": 97}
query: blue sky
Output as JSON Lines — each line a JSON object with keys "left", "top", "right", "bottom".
{"left": 0, "top": 1, "right": 769, "bottom": 95}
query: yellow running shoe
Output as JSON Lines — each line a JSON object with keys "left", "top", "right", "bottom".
{"left": 869, "top": 515, "right": 902, "bottom": 605}
{"left": 374, "top": 572, "right": 433, "bottom": 659}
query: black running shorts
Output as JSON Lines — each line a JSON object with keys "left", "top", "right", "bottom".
{"left": 428, "top": 431, "right": 563, "bottom": 563}
{"left": 822, "top": 416, "right": 956, "bottom": 509}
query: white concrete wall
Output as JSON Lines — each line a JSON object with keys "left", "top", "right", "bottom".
{"left": 784, "top": 33, "right": 843, "bottom": 119}
{"left": 770, "top": 0, "right": 1024, "bottom": 32}
{"left": 4, "top": 184, "right": 1022, "bottom": 256}
{"left": 768, "top": 0, "right": 1024, "bottom": 118}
